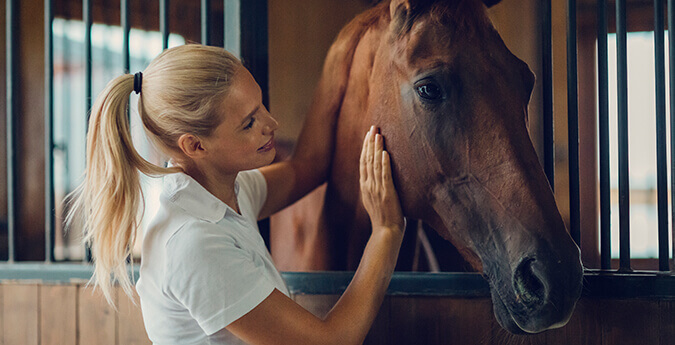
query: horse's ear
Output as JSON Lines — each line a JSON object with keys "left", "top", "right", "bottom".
{"left": 389, "top": 0, "right": 412, "bottom": 35}
{"left": 482, "top": 0, "right": 502, "bottom": 7}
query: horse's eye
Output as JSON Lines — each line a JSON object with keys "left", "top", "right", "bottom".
{"left": 415, "top": 80, "right": 443, "bottom": 102}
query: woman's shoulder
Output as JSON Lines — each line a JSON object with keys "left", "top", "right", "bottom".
{"left": 236, "top": 169, "right": 268, "bottom": 218}
{"left": 236, "top": 169, "right": 266, "bottom": 194}
{"left": 166, "top": 218, "right": 234, "bottom": 250}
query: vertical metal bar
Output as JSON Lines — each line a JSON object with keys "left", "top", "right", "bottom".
{"left": 598, "top": 0, "right": 611, "bottom": 270}
{"left": 655, "top": 0, "right": 669, "bottom": 272}
{"left": 668, "top": 0, "right": 675, "bottom": 271}
{"left": 160, "top": 0, "right": 170, "bottom": 50}
{"left": 84, "top": 0, "right": 92, "bottom": 124}
{"left": 616, "top": 0, "right": 631, "bottom": 271}
{"left": 83, "top": 0, "right": 92, "bottom": 262}
{"left": 5, "top": 0, "right": 18, "bottom": 263}
{"left": 202, "top": 0, "right": 211, "bottom": 45}
{"left": 122, "top": 0, "right": 130, "bottom": 73}
{"left": 122, "top": 0, "right": 131, "bottom": 125}
{"left": 45, "top": 0, "right": 55, "bottom": 263}
{"left": 224, "top": 0, "right": 241, "bottom": 56}
{"left": 567, "top": 0, "right": 581, "bottom": 246}
{"left": 542, "top": 0, "right": 554, "bottom": 190}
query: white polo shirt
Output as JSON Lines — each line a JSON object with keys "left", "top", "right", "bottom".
{"left": 137, "top": 169, "right": 289, "bottom": 345}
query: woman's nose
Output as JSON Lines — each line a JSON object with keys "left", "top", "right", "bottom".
{"left": 263, "top": 109, "right": 279, "bottom": 133}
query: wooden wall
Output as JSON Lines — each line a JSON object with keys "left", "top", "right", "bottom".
{"left": 1, "top": 282, "right": 673, "bottom": 345}
{"left": 300, "top": 294, "right": 675, "bottom": 345}
{"left": 0, "top": 282, "right": 150, "bottom": 345}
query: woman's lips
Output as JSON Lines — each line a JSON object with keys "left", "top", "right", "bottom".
{"left": 258, "top": 137, "right": 275, "bottom": 152}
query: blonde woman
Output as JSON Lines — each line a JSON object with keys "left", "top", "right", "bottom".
{"left": 71, "top": 44, "right": 404, "bottom": 345}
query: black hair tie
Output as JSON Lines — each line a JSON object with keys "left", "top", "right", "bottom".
{"left": 133, "top": 72, "right": 143, "bottom": 94}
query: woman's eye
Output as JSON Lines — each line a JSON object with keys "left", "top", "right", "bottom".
{"left": 415, "top": 82, "right": 443, "bottom": 101}
{"left": 243, "top": 118, "right": 255, "bottom": 130}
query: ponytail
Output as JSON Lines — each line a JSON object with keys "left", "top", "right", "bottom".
{"left": 69, "top": 44, "right": 242, "bottom": 308}
{"left": 68, "top": 74, "right": 179, "bottom": 307}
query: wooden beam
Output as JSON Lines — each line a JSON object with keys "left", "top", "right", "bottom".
{"left": 40, "top": 285, "right": 77, "bottom": 345}
{"left": 78, "top": 284, "right": 116, "bottom": 345}
{"left": 2, "top": 284, "right": 38, "bottom": 345}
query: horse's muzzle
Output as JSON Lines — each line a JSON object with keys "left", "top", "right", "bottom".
{"left": 492, "top": 247, "right": 583, "bottom": 334}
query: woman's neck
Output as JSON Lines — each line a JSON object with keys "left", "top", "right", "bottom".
{"left": 181, "top": 163, "right": 240, "bottom": 214}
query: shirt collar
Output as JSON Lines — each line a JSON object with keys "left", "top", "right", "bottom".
{"left": 163, "top": 172, "right": 240, "bottom": 223}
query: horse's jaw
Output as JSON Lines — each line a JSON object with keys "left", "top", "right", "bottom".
{"left": 428, "top": 176, "right": 583, "bottom": 334}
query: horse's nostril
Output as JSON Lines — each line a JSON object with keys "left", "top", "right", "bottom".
{"left": 513, "top": 258, "right": 546, "bottom": 309}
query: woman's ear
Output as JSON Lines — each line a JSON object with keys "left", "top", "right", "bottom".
{"left": 177, "top": 133, "right": 206, "bottom": 159}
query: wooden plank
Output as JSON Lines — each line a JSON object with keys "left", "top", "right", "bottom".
{"left": 601, "top": 299, "right": 660, "bottom": 345}
{"left": 660, "top": 299, "right": 675, "bottom": 345}
{"left": 388, "top": 296, "right": 493, "bottom": 345}
{"left": 117, "top": 286, "right": 151, "bottom": 345}
{"left": 40, "top": 284, "right": 77, "bottom": 345}
{"left": 0, "top": 285, "right": 3, "bottom": 345}
{"left": 78, "top": 284, "right": 116, "bottom": 345}
{"left": 3, "top": 284, "right": 38, "bottom": 345}
{"left": 364, "top": 295, "right": 390, "bottom": 345}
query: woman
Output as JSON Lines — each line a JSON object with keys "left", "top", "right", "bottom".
{"left": 71, "top": 44, "right": 404, "bottom": 345}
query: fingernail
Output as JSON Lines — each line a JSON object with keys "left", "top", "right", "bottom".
{"left": 370, "top": 125, "right": 375, "bottom": 132}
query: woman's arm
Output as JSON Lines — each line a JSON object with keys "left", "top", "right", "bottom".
{"left": 257, "top": 24, "right": 366, "bottom": 220}
{"left": 228, "top": 128, "right": 405, "bottom": 345}
{"left": 256, "top": 67, "right": 343, "bottom": 220}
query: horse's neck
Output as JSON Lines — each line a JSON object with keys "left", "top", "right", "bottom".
{"left": 308, "top": 4, "right": 393, "bottom": 269}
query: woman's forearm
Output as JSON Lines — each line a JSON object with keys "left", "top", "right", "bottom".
{"left": 322, "top": 229, "right": 404, "bottom": 345}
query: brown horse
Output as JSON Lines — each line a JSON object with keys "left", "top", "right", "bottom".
{"left": 270, "top": 0, "right": 583, "bottom": 334}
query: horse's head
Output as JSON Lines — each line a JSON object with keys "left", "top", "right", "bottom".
{"left": 366, "top": 0, "right": 583, "bottom": 334}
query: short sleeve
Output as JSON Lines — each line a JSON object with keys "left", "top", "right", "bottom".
{"left": 164, "top": 223, "right": 276, "bottom": 335}
{"left": 236, "top": 169, "right": 268, "bottom": 219}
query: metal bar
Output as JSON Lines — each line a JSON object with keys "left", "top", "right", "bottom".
{"left": 5, "top": 0, "right": 18, "bottom": 262}
{"left": 567, "top": 0, "right": 581, "bottom": 246}
{"left": 160, "top": 0, "right": 170, "bottom": 50}
{"left": 202, "top": 0, "right": 211, "bottom": 45}
{"left": 83, "top": 0, "right": 92, "bottom": 262}
{"left": 616, "top": 0, "right": 631, "bottom": 271}
{"left": 669, "top": 0, "right": 675, "bottom": 272}
{"left": 542, "top": 0, "right": 554, "bottom": 190}
{"left": 224, "top": 0, "right": 241, "bottom": 56}
{"left": 655, "top": 0, "right": 669, "bottom": 272}
{"left": 45, "top": 0, "right": 55, "bottom": 263}
{"left": 84, "top": 0, "right": 92, "bottom": 124}
{"left": 598, "top": 0, "right": 611, "bottom": 270}
{"left": 122, "top": 0, "right": 130, "bottom": 73}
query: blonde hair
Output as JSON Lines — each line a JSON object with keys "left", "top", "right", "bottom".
{"left": 69, "top": 44, "right": 242, "bottom": 307}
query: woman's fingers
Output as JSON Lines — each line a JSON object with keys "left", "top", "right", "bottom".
{"left": 382, "top": 150, "right": 394, "bottom": 190}
{"left": 373, "top": 134, "right": 383, "bottom": 190}
{"left": 358, "top": 126, "right": 404, "bottom": 232}
{"left": 365, "top": 127, "right": 375, "bottom": 183}
{"left": 359, "top": 130, "right": 369, "bottom": 184}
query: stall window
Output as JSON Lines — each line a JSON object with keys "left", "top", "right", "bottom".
{"left": 51, "top": 18, "right": 185, "bottom": 261}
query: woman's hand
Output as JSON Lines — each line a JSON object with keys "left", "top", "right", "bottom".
{"left": 228, "top": 126, "right": 405, "bottom": 345}
{"left": 359, "top": 126, "right": 405, "bottom": 236}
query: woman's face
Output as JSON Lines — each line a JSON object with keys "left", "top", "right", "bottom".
{"left": 202, "top": 66, "right": 279, "bottom": 174}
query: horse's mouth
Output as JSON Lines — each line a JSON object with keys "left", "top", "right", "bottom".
{"left": 489, "top": 279, "right": 575, "bottom": 335}
{"left": 490, "top": 285, "right": 530, "bottom": 334}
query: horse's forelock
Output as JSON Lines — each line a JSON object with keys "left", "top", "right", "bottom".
{"left": 389, "top": 0, "right": 491, "bottom": 41}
